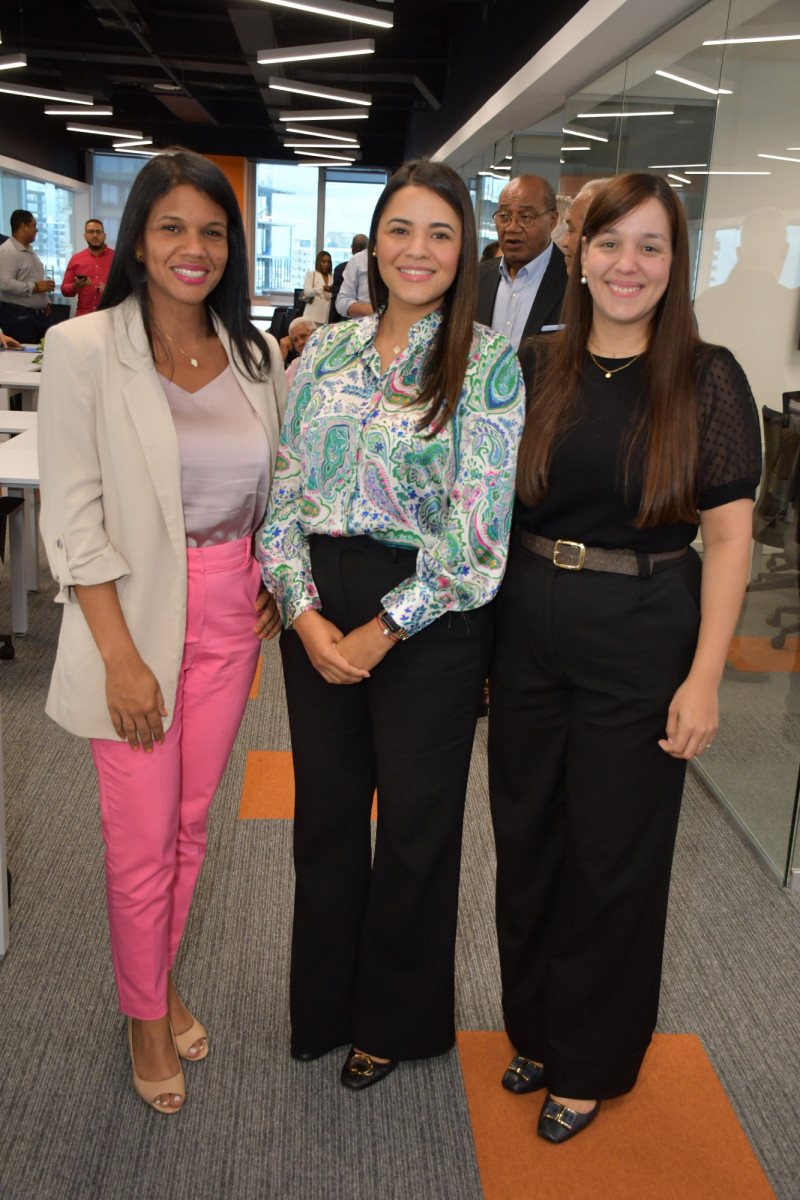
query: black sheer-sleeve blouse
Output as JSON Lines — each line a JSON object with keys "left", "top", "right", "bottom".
{"left": 514, "top": 342, "right": 762, "bottom": 554}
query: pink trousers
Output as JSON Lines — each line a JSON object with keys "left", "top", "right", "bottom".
{"left": 91, "top": 536, "right": 262, "bottom": 1019}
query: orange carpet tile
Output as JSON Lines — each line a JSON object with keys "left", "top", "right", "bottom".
{"left": 727, "top": 636, "right": 800, "bottom": 673}
{"left": 456, "top": 1031, "right": 775, "bottom": 1200}
{"left": 248, "top": 656, "right": 263, "bottom": 700}
{"left": 238, "top": 750, "right": 377, "bottom": 820}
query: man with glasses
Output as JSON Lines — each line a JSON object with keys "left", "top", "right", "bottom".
{"left": 60, "top": 218, "right": 114, "bottom": 317}
{"left": 477, "top": 175, "right": 566, "bottom": 350}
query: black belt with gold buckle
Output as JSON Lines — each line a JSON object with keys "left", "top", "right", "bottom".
{"left": 519, "top": 531, "right": 687, "bottom": 577}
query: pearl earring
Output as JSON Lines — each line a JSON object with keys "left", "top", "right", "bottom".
{"left": 580, "top": 273, "right": 587, "bottom": 285}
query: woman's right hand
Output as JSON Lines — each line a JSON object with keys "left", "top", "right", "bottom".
{"left": 293, "top": 610, "right": 370, "bottom": 685}
{"left": 105, "top": 652, "right": 168, "bottom": 752}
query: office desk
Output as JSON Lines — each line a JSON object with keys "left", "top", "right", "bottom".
{"left": 0, "top": 426, "right": 39, "bottom": 634}
{"left": 0, "top": 351, "right": 41, "bottom": 411}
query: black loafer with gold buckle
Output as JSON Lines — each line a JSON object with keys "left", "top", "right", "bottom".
{"left": 340, "top": 1048, "right": 398, "bottom": 1090}
{"left": 537, "top": 1094, "right": 600, "bottom": 1143}
{"left": 501, "top": 1054, "right": 545, "bottom": 1094}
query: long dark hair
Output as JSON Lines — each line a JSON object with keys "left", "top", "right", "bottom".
{"left": 516, "top": 172, "right": 704, "bottom": 526}
{"left": 315, "top": 249, "right": 332, "bottom": 277}
{"left": 366, "top": 158, "right": 478, "bottom": 434}
{"left": 100, "top": 149, "right": 270, "bottom": 381}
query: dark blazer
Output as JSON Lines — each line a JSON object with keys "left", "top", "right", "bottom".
{"left": 476, "top": 245, "right": 567, "bottom": 342}
{"left": 328, "top": 258, "right": 348, "bottom": 324}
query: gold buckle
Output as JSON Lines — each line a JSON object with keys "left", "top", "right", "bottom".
{"left": 552, "top": 539, "right": 586, "bottom": 570}
{"left": 347, "top": 1052, "right": 375, "bottom": 1077}
{"left": 545, "top": 1105, "right": 575, "bottom": 1129}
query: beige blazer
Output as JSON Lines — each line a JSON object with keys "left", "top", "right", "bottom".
{"left": 38, "top": 295, "right": 286, "bottom": 739}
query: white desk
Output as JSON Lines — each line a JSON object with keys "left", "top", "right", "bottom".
{"left": 0, "top": 412, "right": 37, "bottom": 435}
{"left": 0, "top": 351, "right": 41, "bottom": 411}
{"left": 0, "top": 426, "right": 39, "bottom": 634}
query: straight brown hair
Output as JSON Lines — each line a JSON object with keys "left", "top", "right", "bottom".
{"left": 366, "top": 158, "right": 478, "bottom": 434}
{"left": 516, "top": 172, "right": 704, "bottom": 526}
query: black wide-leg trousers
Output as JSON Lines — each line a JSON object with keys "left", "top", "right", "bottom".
{"left": 488, "top": 540, "right": 701, "bottom": 1099}
{"left": 280, "top": 535, "right": 493, "bottom": 1061}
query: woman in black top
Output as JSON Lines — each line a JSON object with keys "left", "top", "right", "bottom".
{"left": 488, "top": 173, "right": 761, "bottom": 1143}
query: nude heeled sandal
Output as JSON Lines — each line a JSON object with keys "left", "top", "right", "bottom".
{"left": 127, "top": 1018, "right": 185, "bottom": 1114}
{"left": 171, "top": 1015, "right": 209, "bottom": 1062}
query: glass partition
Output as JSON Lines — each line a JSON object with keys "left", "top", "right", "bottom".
{"left": 465, "top": 0, "right": 800, "bottom": 883}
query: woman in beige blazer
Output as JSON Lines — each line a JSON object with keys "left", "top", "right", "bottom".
{"left": 39, "top": 151, "right": 286, "bottom": 1114}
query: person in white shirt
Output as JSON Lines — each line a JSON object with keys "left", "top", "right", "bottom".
{"left": 335, "top": 247, "right": 373, "bottom": 319}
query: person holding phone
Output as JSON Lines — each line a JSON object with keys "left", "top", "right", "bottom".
{"left": 61, "top": 218, "right": 114, "bottom": 317}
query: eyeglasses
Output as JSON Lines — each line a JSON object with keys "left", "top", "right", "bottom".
{"left": 492, "top": 207, "right": 555, "bottom": 228}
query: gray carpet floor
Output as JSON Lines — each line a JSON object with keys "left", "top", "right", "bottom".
{"left": 1, "top": 573, "right": 799, "bottom": 1199}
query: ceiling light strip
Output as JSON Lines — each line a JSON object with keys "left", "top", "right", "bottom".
{"left": 255, "top": 0, "right": 393, "bottom": 30}
{"left": 648, "top": 163, "right": 707, "bottom": 168}
{"left": 67, "top": 123, "right": 144, "bottom": 138}
{"left": 112, "top": 138, "right": 153, "bottom": 149}
{"left": 668, "top": 172, "right": 692, "bottom": 184}
{"left": 46, "top": 106, "right": 113, "bottom": 117}
{"left": 562, "top": 126, "right": 608, "bottom": 143}
{"left": 269, "top": 77, "right": 371, "bottom": 106}
{"left": 757, "top": 153, "right": 800, "bottom": 164}
{"left": 685, "top": 170, "right": 770, "bottom": 175}
{"left": 258, "top": 38, "right": 375, "bottom": 65}
{"left": 278, "top": 108, "right": 368, "bottom": 121}
{"left": 655, "top": 69, "right": 731, "bottom": 95}
{"left": 0, "top": 54, "right": 27, "bottom": 70}
{"left": 284, "top": 124, "right": 358, "bottom": 142}
{"left": 284, "top": 141, "right": 360, "bottom": 149}
{"left": 576, "top": 110, "right": 674, "bottom": 118}
{"left": 703, "top": 33, "right": 800, "bottom": 46}
{"left": 0, "top": 81, "right": 94, "bottom": 104}
{"left": 295, "top": 149, "right": 354, "bottom": 161}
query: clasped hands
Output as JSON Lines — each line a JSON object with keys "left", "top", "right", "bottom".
{"left": 293, "top": 609, "right": 392, "bottom": 684}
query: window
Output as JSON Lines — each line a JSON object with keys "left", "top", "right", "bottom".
{"left": 0, "top": 173, "right": 74, "bottom": 282}
{"left": 254, "top": 163, "right": 319, "bottom": 295}
{"left": 323, "top": 169, "right": 387, "bottom": 266}
{"left": 91, "top": 153, "right": 148, "bottom": 245}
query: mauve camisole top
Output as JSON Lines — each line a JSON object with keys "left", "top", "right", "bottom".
{"left": 158, "top": 364, "right": 271, "bottom": 549}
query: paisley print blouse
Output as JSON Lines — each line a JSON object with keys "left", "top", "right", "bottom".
{"left": 257, "top": 309, "right": 525, "bottom": 637}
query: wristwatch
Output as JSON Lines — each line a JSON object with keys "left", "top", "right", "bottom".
{"left": 377, "top": 609, "right": 409, "bottom": 641}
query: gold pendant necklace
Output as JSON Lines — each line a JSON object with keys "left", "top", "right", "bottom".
{"left": 163, "top": 330, "right": 200, "bottom": 368}
{"left": 587, "top": 348, "right": 643, "bottom": 379}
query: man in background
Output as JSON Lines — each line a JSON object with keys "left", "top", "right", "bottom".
{"left": 476, "top": 174, "right": 566, "bottom": 349}
{"left": 335, "top": 241, "right": 373, "bottom": 320}
{"left": 282, "top": 317, "right": 316, "bottom": 388}
{"left": 0, "top": 210, "right": 54, "bottom": 343}
{"left": 60, "top": 218, "right": 114, "bottom": 317}
{"left": 560, "top": 179, "right": 608, "bottom": 277}
{"left": 329, "top": 233, "right": 367, "bottom": 323}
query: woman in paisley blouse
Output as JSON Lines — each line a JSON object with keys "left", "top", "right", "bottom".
{"left": 259, "top": 159, "right": 525, "bottom": 1089}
